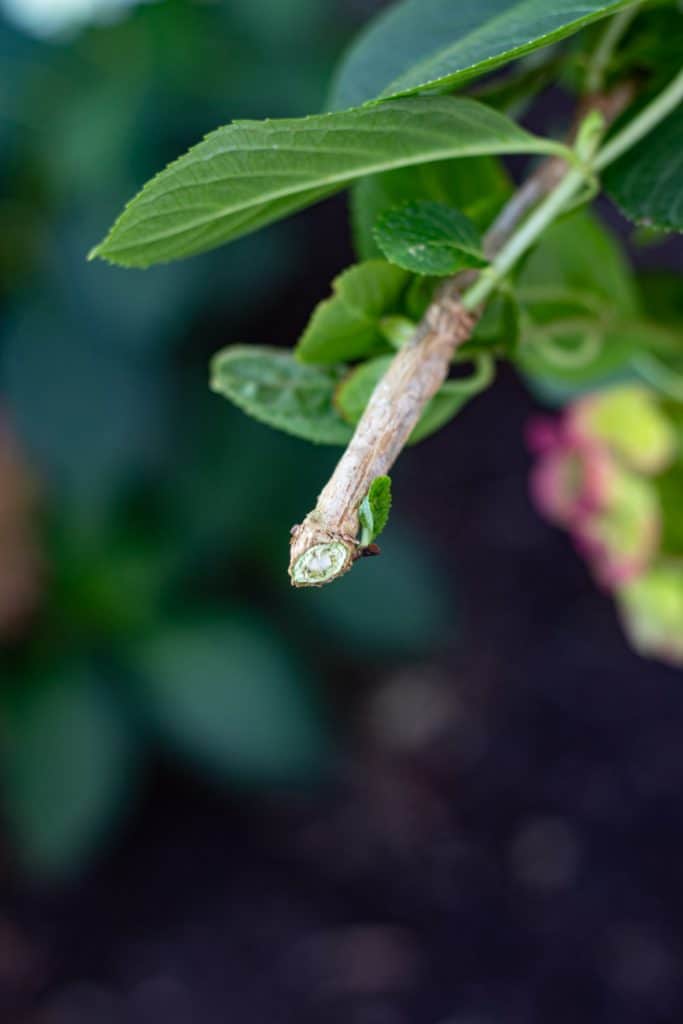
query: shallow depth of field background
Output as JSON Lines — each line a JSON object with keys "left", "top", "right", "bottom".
{"left": 1, "top": 2, "right": 683, "bottom": 1023}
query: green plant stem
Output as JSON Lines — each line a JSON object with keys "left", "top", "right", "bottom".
{"left": 585, "top": 3, "right": 640, "bottom": 94}
{"left": 594, "top": 67, "right": 683, "bottom": 170}
{"left": 461, "top": 165, "right": 588, "bottom": 311}
{"left": 463, "top": 68, "right": 683, "bottom": 312}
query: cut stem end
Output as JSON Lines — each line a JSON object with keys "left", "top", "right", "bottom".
{"left": 289, "top": 538, "right": 355, "bottom": 588}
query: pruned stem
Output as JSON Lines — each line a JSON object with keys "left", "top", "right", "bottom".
{"left": 289, "top": 288, "right": 475, "bottom": 585}
{"left": 288, "top": 73, "right": 676, "bottom": 587}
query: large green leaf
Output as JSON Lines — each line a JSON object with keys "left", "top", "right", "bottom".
{"left": 351, "top": 154, "right": 511, "bottom": 260}
{"left": 330, "top": 0, "right": 633, "bottom": 109}
{"left": 604, "top": 105, "right": 683, "bottom": 233}
{"left": 132, "top": 619, "right": 329, "bottom": 784}
{"left": 0, "top": 667, "right": 135, "bottom": 877}
{"left": 336, "top": 354, "right": 494, "bottom": 444}
{"left": 374, "top": 200, "right": 487, "bottom": 276}
{"left": 210, "top": 345, "right": 352, "bottom": 445}
{"left": 90, "top": 96, "right": 562, "bottom": 267}
{"left": 296, "top": 260, "right": 409, "bottom": 365}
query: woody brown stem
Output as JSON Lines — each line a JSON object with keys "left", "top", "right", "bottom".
{"left": 289, "top": 290, "right": 476, "bottom": 585}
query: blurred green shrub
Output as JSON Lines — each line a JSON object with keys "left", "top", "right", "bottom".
{"left": 0, "top": 0, "right": 457, "bottom": 879}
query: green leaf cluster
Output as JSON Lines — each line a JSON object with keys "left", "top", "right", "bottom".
{"left": 87, "top": 0, "right": 683, "bottom": 562}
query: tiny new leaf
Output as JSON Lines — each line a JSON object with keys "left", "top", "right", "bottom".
{"left": 373, "top": 200, "right": 488, "bottom": 276}
{"left": 359, "top": 475, "right": 393, "bottom": 546}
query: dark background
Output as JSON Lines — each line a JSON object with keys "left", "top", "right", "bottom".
{"left": 1, "top": 2, "right": 682, "bottom": 1022}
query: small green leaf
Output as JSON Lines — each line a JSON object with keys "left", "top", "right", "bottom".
{"left": 359, "top": 475, "right": 392, "bottom": 545}
{"left": 351, "top": 155, "right": 511, "bottom": 261}
{"left": 330, "top": 0, "right": 633, "bottom": 108}
{"left": 132, "top": 618, "right": 329, "bottom": 785}
{"left": 90, "top": 96, "right": 562, "bottom": 268}
{"left": 336, "top": 354, "right": 494, "bottom": 444}
{"left": 373, "top": 200, "right": 488, "bottom": 276}
{"left": 210, "top": 345, "right": 352, "bottom": 445}
{"left": 604, "top": 104, "right": 683, "bottom": 234}
{"left": 295, "top": 260, "right": 409, "bottom": 365}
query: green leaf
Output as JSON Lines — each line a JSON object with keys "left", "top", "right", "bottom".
{"left": 132, "top": 619, "right": 329, "bottom": 784}
{"left": 373, "top": 200, "right": 487, "bottom": 276}
{"left": 0, "top": 667, "right": 135, "bottom": 878}
{"left": 336, "top": 354, "right": 494, "bottom": 444}
{"left": 351, "top": 155, "right": 511, "bottom": 261}
{"left": 296, "top": 260, "right": 409, "bottom": 365}
{"left": 516, "top": 209, "right": 639, "bottom": 315}
{"left": 359, "top": 475, "right": 392, "bottom": 545}
{"left": 330, "top": 0, "right": 632, "bottom": 109}
{"left": 210, "top": 345, "right": 352, "bottom": 445}
{"left": 90, "top": 96, "right": 562, "bottom": 268}
{"left": 604, "top": 104, "right": 683, "bottom": 233}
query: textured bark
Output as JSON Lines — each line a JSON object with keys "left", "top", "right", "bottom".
{"left": 289, "top": 290, "right": 475, "bottom": 585}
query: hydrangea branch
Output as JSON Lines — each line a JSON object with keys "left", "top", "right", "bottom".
{"left": 289, "top": 72, "right": 683, "bottom": 588}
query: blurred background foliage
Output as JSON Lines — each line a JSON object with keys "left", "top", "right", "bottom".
{"left": 1, "top": 4, "right": 683, "bottom": 1024}
{"left": 0, "top": 0, "right": 456, "bottom": 879}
